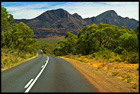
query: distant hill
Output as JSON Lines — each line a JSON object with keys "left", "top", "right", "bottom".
{"left": 10, "top": 9, "right": 139, "bottom": 38}
{"left": 84, "top": 10, "right": 139, "bottom": 30}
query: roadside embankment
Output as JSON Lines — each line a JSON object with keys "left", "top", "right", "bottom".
{"left": 1, "top": 48, "right": 38, "bottom": 72}
{"left": 60, "top": 56, "right": 139, "bottom": 92}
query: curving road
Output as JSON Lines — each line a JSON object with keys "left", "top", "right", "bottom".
{"left": 2, "top": 50, "right": 99, "bottom": 92}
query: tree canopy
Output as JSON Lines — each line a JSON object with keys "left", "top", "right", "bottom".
{"left": 54, "top": 23, "right": 139, "bottom": 64}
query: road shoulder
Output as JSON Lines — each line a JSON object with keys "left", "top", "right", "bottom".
{"left": 60, "top": 57, "right": 138, "bottom": 92}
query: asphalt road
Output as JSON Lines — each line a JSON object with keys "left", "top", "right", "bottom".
{"left": 1, "top": 50, "right": 99, "bottom": 92}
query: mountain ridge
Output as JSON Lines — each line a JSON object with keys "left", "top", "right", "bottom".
{"left": 10, "top": 8, "right": 139, "bottom": 38}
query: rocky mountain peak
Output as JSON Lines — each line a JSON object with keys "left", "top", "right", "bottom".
{"left": 96, "top": 10, "right": 118, "bottom": 20}
{"left": 72, "top": 13, "right": 82, "bottom": 19}
{"left": 48, "top": 8, "right": 70, "bottom": 18}
{"left": 36, "top": 8, "right": 70, "bottom": 21}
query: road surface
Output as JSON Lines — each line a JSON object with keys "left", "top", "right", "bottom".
{"left": 2, "top": 50, "right": 99, "bottom": 92}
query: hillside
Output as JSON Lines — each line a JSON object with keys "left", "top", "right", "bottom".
{"left": 10, "top": 9, "right": 139, "bottom": 38}
{"left": 84, "top": 10, "right": 138, "bottom": 30}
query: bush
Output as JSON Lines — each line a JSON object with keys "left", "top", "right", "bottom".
{"left": 78, "top": 54, "right": 82, "bottom": 57}
{"left": 2, "top": 58, "right": 9, "bottom": 66}
{"left": 19, "top": 53, "right": 27, "bottom": 59}
{"left": 133, "top": 83, "right": 139, "bottom": 90}
{"left": 114, "top": 54, "right": 122, "bottom": 62}
{"left": 95, "top": 57, "right": 98, "bottom": 60}
{"left": 114, "top": 46, "right": 125, "bottom": 54}
{"left": 5, "top": 54, "right": 8, "bottom": 56}
{"left": 88, "top": 54, "right": 93, "bottom": 59}
{"left": 127, "top": 52, "right": 139, "bottom": 64}
{"left": 92, "top": 53, "right": 96, "bottom": 58}
{"left": 95, "top": 48, "right": 115, "bottom": 59}
{"left": 23, "top": 55, "right": 26, "bottom": 59}
{"left": 110, "top": 60, "right": 115, "bottom": 63}
{"left": 12, "top": 57, "right": 19, "bottom": 64}
{"left": 121, "top": 50, "right": 128, "bottom": 62}
{"left": 137, "top": 66, "right": 139, "bottom": 70}
{"left": 127, "top": 78, "right": 133, "bottom": 83}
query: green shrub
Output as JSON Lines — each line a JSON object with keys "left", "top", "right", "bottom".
{"left": 2, "top": 58, "right": 10, "bottom": 67}
{"left": 137, "top": 66, "right": 139, "bottom": 70}
{"left": 126, "top": 52, "right": 139, "bottom": 64}
{"left": 110, "top": 59, "right": 115, "bottom": 63}
{"left": 88, "top": 54, "right": 93, "bottom": 59}
{"left": 78, "top": 54, "right": 82, "bottom": 57}
{"left": 114, "top": 46, "right": 125, "bottom": 54}
{"left": 127, "top": 78, "right": 133, "bottom": 83}
{"left": 112, "top": 72, "right": 119, "bottom": 76}
{"left": 96, "top": 48, "right": 115, "bottom": 59}
{"left": 133, "top": 83, "right": 139, "bottom": 90}
{"left": 4, "top": 58, "right": 9, "bottom": 62}
{"left": 5, "top": 54, "right": 8, "bottom": 56}
{"left": 114, "top": 55, "right": 122, "bottom": 62}
{"left": 29, "top": 54, "right": 33, "bottom": 58}
{"left": 95, "top": 57, "right": 98, "bottom": 60}
{"left": 2, "top": 59, "right": 8, "bottom": 65}
{"left": 92, "top": 53, "right": 96, "bottom": 58}
{"left": 12, "top": 57, "right": 19, "bottom": 64}
{"left": 66, "top": 54, "right": 70, "bottom": 58}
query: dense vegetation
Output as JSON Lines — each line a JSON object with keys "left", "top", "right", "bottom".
{"left": 1, "top": 7, "right": 40, "bottom": 69}
{"left": 37, "top": 38, "right": 62, "bottom": 56}
{"left": 1, "top": 7, "right": 39, "bottom": 54}
{"left": 54, "top": 23, "right": 139, "bottom": 64}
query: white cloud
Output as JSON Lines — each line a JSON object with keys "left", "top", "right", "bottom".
{"left": 3, "top": 2, "right": 139, "bottom": 20}
{"left": 51, "top": 2, "right": 139, "bottom": 20}
{"left": 4, "top": 3, "right": 50, "bottom": 19}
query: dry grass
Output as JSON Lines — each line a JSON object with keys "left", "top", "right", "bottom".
{"left": 1, "top": 48, "right": 38, "bottom": 72}
{"left": 61, "top": 55, "right": 139, "bottom": 92}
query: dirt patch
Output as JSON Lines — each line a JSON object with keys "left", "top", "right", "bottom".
{"left": 60, "top": 57, "right": 138, "bottom": 92}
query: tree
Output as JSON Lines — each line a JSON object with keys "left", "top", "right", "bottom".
{"left": 10, "top": 22, "right": 36, "bottom": 54}
{"left": 65, "top": 32, "right": 77, "bottom": 54}
{"left": 94, "top": 30, "right": 107, "bottom": 48}
{"left": 119, "top": 32, "right": 138, "bottom": 52}
{"left": 1, "top": 7, "right": 13, "bottom": 31}
{"left": 136, "top": 25, "right": 139, "bottom": 43}
{"left": 1, "top": 7, "right": 38, "bottom": 56}
{"left": 1, "top": 7, "right": 13, "bottom": 47}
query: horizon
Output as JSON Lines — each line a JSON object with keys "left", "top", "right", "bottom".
{"left": 1, "top": 2, "right": 139, "bottom": 21}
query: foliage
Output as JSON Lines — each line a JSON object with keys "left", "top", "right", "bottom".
{"left": 137, "top": 66, "right": 139, "bottom": 70}
{"left": 1, "top": 7, "right": 38, "bottom": 55}
{"left": 1, "top": 7, "right": 39, "bottom": 70}
{"left": 1, "top": 7, "right": 14, "bottom": 47}
{"left": 54, "top": 23, "right": 139, "bottom": 64}
{"left": 126, "top": 52, "right": 139, "bottom": 64}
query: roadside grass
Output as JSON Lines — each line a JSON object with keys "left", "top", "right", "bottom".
{"left": 1, "top": 48, "right": 38, "bottom": 71}
{"left": 112, "top": 72, "right": 119, "bottom": 76}
{"left": 127, "top": 78, "right": 133, "bottom": 83}
{"left": 133, "top": 83, "right": 139, "bottom": 90}
{"left": 63, "top": 54, "right": 139, "bottom": 91}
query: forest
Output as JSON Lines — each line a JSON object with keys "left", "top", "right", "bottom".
{"left": 54, "top": 23, "right": 139, "bottom": 64}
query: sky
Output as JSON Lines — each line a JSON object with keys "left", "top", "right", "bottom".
{"left": 1, "top": 2, "right": 139, "bottom": 21}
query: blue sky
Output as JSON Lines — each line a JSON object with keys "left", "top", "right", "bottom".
{"left": 1, "top": 2, "right": 139, "bottom": 20}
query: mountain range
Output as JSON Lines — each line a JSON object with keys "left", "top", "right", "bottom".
{"left": 10, "top": 8, "right": 139, "bottom": 38}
